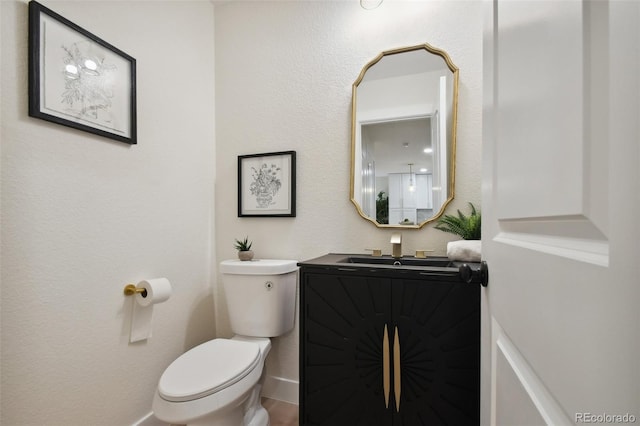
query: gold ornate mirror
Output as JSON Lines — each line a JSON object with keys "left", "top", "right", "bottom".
{"left": 350, "top": 43, "right": 459, "bottom": 228}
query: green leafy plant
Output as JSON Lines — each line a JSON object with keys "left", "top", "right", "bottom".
{"left": 234, "top": 236, "right": 253, "bottom": 251}
{"left": 376, "top": 191, "right": 389, "bottom": 224}
{"left": 434, "top": 202, "right": 481, "bottom": 240}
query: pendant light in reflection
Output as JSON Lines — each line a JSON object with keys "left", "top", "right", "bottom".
{"left": 408, "top": 163, "right": 415, "bottom": 192}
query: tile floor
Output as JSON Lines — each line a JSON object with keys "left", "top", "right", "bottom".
{"left": 262, "top": 398, "right": 299, "bottom": 426}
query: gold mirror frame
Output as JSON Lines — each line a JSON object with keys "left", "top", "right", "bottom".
{"left": 350, "top": 43, "right": 459, "bottom": 229}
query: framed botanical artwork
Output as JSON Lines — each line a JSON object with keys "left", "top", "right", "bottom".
{"left": 238, "top": 151, "right": 296, "bottom": 217}
{"left": 28, "top": 1, "right": 137, "bottom": 144}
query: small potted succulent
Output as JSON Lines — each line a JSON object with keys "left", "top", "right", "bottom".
{"left": 234, "top": 236, "right": 254, "bottom": 261}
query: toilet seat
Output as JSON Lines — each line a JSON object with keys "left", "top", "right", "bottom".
{"left": 158, "top": 338, "right": 261, "bottom": 402}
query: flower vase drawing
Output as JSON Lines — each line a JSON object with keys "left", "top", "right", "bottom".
{"left": 238, "top": 151, "right": 295, "bottom": 217}
{"left": 250, "top": 163, "right": 282, "bottom": 208}
{"left": 255, "top": 192, "right": 272, "bottom": 208}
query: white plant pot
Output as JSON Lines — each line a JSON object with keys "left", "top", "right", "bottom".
{"left": 238, "top": 250, "right": 254, "bottom": 261}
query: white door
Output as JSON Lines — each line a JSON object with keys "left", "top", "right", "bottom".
{"left": 482, "top": 1, "right": 639, "bottom": 425}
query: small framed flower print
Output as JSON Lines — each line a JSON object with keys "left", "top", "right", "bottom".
{"left": 238, "top": 151, "right": 296, "bottom": 217}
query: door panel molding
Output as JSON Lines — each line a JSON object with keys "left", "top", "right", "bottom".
{"left": 494, "top": 0, "right": 610, "bottom": 237}
{"left": 494, "top": 215, "right": 608, "bottom": 266}
{"left": 494, "top": 231, "right": 608, "bottom": 266}
{"left": 495, "top": 1, "right": 584, "bottom": 221}
{"left": 492, "top": 319, "right": 572, "bottom": 426}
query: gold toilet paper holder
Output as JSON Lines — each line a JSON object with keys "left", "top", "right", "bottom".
{"left": 123, "top": 284, "right": 147, "bottom": 297}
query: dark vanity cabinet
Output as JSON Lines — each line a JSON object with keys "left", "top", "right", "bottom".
{"left": 299, "top": 255, "right": 481, "bottom": 426}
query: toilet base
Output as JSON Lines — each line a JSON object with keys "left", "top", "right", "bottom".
{"left": 246, "top": 406, "right": 269, "bottom": 426}
{"left": 244, "top": 385, "right": 269, "bottom": 426}
{"left": 186, "top": 385, "right": 269, "bottom": 426}
{"left": 187, "top": 407, "right": 243, "bottom": 426}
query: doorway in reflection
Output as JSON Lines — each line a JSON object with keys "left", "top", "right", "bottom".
{"left": 360, "top": 116, "right": 444, "bottom": 225}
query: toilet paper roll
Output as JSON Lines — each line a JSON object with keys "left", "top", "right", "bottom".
{"left": 130, "top": 278, "right": 172, "bottom": 343}
{"left": 135, "top": 278, "right": 172, "bottom": 307}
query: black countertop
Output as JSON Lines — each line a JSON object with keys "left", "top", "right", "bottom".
{"left": 298, "top": 253, "right": 487, "bottom": 285}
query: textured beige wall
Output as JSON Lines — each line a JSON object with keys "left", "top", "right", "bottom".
{"left": 1, "top": 1, "right": 216, "bottom": 424}
{"left": 214, "top": 0, "right": 483, "bottom": 394}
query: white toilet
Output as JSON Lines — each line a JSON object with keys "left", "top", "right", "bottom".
{"left": 152, "top": 259, "right": 298, "bottom": 426}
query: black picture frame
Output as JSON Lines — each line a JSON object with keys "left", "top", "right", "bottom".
{"left": 28, "top": 1, "right": 137, "bottom": 144}
{"left": 238, "top": 151, "right": 296, "bottom": 217}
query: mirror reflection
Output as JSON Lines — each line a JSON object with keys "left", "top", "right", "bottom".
{"left": 351, "top": 44, "right": 459, "bottom": 228}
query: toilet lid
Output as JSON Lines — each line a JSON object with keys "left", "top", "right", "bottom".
{"left": 158, "top": 338, "right": 261, "bottom": 402}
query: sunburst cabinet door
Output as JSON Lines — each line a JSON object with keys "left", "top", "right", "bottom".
{"left": 301, "top": 272, "right": 393, "bottom": 426}
{"left": 300, "top": 268, "right": 480, "bottom": 426}
{"left": 391, "top": 279, "right": 480, "bottom": 425}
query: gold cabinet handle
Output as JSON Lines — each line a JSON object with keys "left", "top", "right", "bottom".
{"left": 383, "top": 324, "right": 390, "bottom": 408}
{"left": 394, "top": 326, "right": 401, "bottom": 412}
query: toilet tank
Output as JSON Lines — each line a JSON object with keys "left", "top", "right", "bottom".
{"left": 220, "top": 259, "right": 298, "bottom": 337}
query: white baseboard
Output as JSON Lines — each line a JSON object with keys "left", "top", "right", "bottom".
{"left": 262, "top": 375, "right": 299, "bottom": 405}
